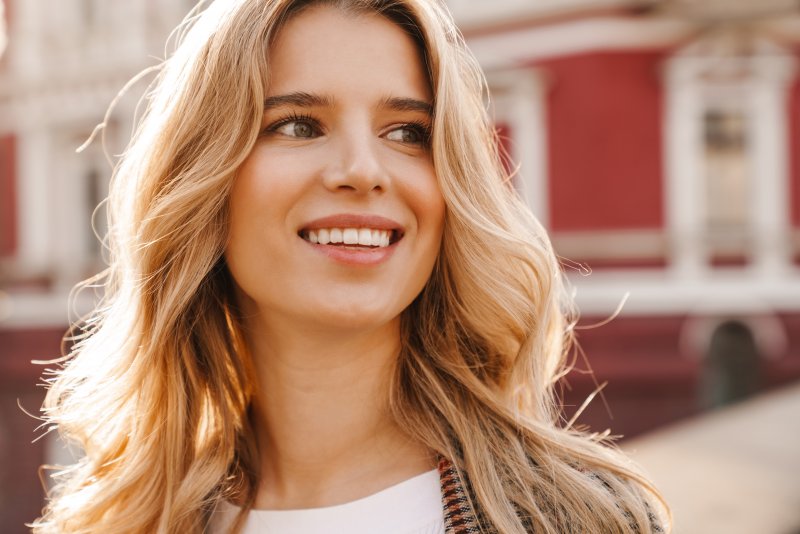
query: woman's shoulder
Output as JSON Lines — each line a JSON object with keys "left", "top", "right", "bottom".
{"left": 437, "top": 456, "right": 667, "bottom": 534}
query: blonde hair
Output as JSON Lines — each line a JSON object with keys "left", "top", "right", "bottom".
{"left": 34, "top": 0, "right": 669, "bottom": 532}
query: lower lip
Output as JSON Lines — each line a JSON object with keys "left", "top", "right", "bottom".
{"left": 302, "top": 238, "right": 400, "bottom": 265}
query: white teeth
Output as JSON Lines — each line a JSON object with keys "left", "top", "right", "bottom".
{"left": 303, "top": 227, "right": 394, "bottom": 248}
{"left": 343, "top": 228, "right": 359, "bottom": 244}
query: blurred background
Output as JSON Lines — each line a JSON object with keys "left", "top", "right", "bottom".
{"left": 1, "top": 0, "right": 799, "bottom": 532}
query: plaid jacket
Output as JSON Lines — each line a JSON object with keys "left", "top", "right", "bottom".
{"left": 438, "top": 457, "right": 482, "bottom": 534}
{"left": 437, "top": 457, "right": 664, "bottom": 534}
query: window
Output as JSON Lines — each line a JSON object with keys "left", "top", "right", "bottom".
{"left": 665, "top": 34, "right": 795, "bottom": 276}
{"left": 703, "top": 108, "right": 751, "bottom": 264}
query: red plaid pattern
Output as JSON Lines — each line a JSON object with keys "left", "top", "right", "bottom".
{"left": 438, "top": 457, "right": 482, "bottom": 534}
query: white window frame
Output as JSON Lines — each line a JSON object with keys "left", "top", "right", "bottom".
{"left": 664, "top": 37, "right": 797, "bottom": 281}
{"left": 486, "top": 68, "right": 550, "bottom": 227}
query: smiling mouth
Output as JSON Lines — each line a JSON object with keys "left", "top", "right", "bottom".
{"left": 299, "top": 227, "right": 403, "bottom": 248}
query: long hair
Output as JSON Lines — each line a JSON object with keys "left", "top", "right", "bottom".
{"left": 34, "top": 1, "right": 669, "bottom": 532}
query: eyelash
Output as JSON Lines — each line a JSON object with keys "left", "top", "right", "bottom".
{"left": 263, "top": 113, "right": 432, "bottom": 146}
{"left": 265, "top": 112, "right": 321, "bottom": 136}
{"left": 398, "top": 121, "right": 432, "bottom": 146}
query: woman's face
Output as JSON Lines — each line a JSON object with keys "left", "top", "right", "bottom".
{"left": 225, "top": 6, "right": 445, "bottom": 332}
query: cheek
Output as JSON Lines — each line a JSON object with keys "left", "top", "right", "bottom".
{"left": 227, "top": 169, "right": 266, "bottom": 259}
{"left": 401, "top": 162, "right": 445, "bottom": 279}
{"left": 414, "top": 164, "right": 446, "bottom": 240}
{"left": 427, "top": 186, "right": 446, "bottom": 233}
{"left": 224, "top": 157, "right": 294, "bottom": 294}
{"left": 227, "top": 149, "right": 310, "bottom": 230}
{"left": 224, "top": 183, "right": 263, "bottom": 301}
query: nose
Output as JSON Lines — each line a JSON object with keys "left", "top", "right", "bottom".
{"left": 322, "top": 128, "right": 389, "bottom": 194}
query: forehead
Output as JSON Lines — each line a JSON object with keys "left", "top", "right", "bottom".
{"left": 266, "top": 5, "right": 431, "bottom": 101}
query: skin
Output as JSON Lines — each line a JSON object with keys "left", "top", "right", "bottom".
{"left": 224, "top": 6, "right": 445, "bottom": 509}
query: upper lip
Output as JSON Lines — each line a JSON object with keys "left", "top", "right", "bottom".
{"left": 300, "top": 213, "right": 405, "bottom": 232}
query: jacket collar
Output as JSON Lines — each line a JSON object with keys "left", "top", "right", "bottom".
{"left": 438, "top": 457, "right": 482, "bottom": 534}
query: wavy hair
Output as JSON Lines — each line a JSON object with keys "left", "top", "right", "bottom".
{"left": 33, "top": 0, "right": 669, "bottom": 532}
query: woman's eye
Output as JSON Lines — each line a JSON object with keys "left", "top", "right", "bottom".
{"left": 270, "top": 119, "right": 319, "bottom": 138}
{"left": 385, "top": 124, "right": 430, "bottom": 146}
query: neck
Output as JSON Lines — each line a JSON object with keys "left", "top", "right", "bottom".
{"left": 244, "top": 314, "right": 434, "bottom": 510}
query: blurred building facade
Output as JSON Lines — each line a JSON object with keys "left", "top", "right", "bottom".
{"left": 1, "top": 0, "right": 800, "bottom": 531}
{"left": 0, "top": 0, "right": 191, "bottom": 529}
{"left": 448, "top": 0, "right": 800, "bottom": 434}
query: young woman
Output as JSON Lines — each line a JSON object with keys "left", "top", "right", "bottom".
{"left": 34, "top": 0, "right": 669, "bottom": 532}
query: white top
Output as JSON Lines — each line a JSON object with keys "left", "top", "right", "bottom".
{"left": 209, "top": 469, "right": 446, "bottom": 534}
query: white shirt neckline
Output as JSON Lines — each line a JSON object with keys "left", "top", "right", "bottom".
{"left": 211, "top": 468, "right": 445, "bottom": 534}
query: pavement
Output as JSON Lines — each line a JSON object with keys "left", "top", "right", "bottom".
{"left": 624, "top": 382, "right": 800, "bottom": 534}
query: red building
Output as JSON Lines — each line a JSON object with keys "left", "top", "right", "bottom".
{"left": 0, "top": 1, "right": 188, "bottom": 530}
{"left": 2, "top": 0, "right": 800, "bottom": 531}
{"left": 451, "top": 0, "right": 800, "bottom": 435}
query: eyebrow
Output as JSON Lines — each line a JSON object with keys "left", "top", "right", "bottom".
{"left": 379, "top": 96, "right": 433, "bottom": 116}
{"left": 263, "top": 92, "right": 333, "bottom": 110}
{"left": 263, "top": 92, "right": 433, "bottom": 117}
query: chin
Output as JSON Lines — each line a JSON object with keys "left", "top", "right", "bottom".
{"left": 311, "top": 301, "right": 403, "bottom": 332}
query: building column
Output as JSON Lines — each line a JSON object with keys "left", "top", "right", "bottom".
{"left": 748, "top": 52, "right": 796, "bottom": 278}
{"left": 15, "top": 128, "right": 52, "bottom": 277}
{"left": 664, "top": 58, "right": 706, "bottom": 279}
{"left": 488, "top": 68, "right": 549, "bottom": 227}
